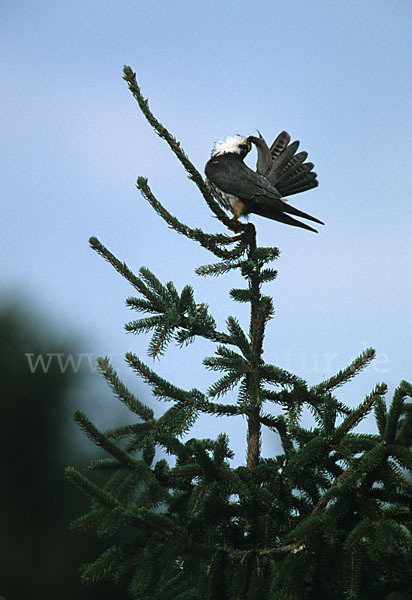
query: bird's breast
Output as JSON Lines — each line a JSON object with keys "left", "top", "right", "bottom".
{"left": 232, "top": 198, "right": 247, "bottom": 219}
{"left": 218, "top": 190, "right": 248, "bottom": 218}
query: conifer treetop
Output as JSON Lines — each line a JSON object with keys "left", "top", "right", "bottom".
{"left": 65, "top": 67, "right": 412, "bottom": 600}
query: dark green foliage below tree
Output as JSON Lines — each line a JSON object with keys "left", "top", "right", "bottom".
{"left": 66, "top": 67, "right": 412, "bottom": 600}
{"left": 0, "top": 303, "right": 127, "bottom": 600}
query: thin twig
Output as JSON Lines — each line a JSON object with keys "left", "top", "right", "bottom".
{"left": 123, "top": 65, "right": 243, "bottom": 233}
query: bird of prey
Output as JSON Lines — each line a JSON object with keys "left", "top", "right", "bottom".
{"left": 204, "top": 131, "right": 323, "bottom": 232}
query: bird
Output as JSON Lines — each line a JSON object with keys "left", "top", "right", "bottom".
{"left": 204, "top": 131, "right": 323, "bottom": 233}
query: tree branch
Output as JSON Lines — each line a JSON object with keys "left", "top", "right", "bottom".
{"left": 123, "top": 65, "right": 243, "bottom": 233}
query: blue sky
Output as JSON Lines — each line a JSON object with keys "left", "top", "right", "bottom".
{"left": 2, "top": 1, "right": 412, "bottom": 462}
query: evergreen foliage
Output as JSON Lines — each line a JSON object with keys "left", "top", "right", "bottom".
{"left": 66, "top": 66, "right": 412, "bottom": 600}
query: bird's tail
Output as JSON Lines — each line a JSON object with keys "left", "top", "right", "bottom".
{"left": 247, "top": 131, "right": 323, "bottom": 231}
{"left": 269, "top": 131, "right": 318, "bottom": 197}
{"left": 250, "top": 131, "right": 319, "bottom": 198}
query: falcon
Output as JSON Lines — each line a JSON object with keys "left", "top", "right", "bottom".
{"left": 205, "top": 131, "right": 323, "bottom": 233}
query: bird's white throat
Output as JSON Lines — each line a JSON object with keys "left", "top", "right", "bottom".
{"left": 211, "top": 135, "right": 247, "bottom": 157}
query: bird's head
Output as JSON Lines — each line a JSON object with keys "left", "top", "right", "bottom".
{"left": 210, "top": 135, "right": 251, "bottom": 159}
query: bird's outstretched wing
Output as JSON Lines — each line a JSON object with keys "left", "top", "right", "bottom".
{"left": 205, "top": 154, "right": 323, "bottom": 226}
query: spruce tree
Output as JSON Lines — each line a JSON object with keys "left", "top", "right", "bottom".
{"left": 66, "top": 66, "right": 412, "bottom": 600}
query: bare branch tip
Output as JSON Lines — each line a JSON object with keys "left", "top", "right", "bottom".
{"left": 89, "top": 236, "right": 101, "bottom": 249}
{"left": 122, "top": 65, "right": 135, "bottom": 80}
